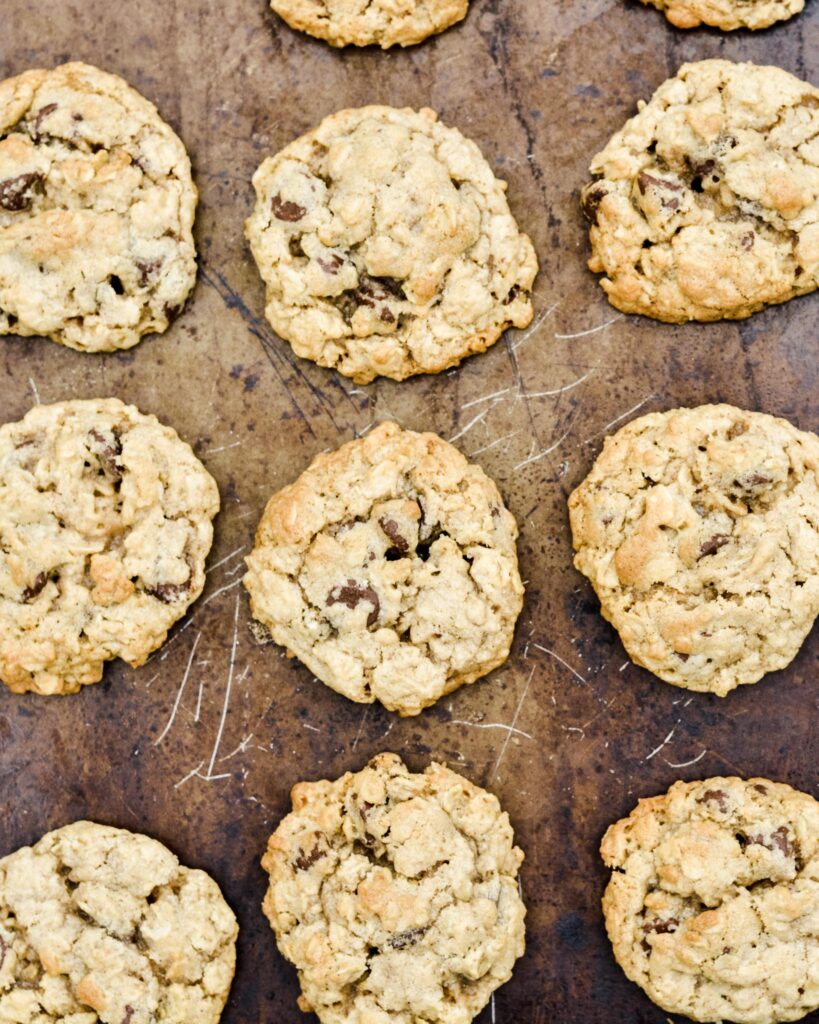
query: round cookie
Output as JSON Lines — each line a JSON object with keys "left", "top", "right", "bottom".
{"left": 245, "top": 105, "right": 537, "bottom": 383}
{"left": 0, "top": 61, "right": 197, "bottom": 352}
{"left": 639, "top": 0, "right": 804, "bottom": 29}
{"left": 269, "top": 0, "right": 469, "bottom": 48}
{"left": 580, "top": 60, "right": 819, "bottom": 322}
{"left": 0, "top": 399, "right": 219, "bottom": 695}
{"left": 568, "top": 404, "right": 819, "bottom": 696}
{"left": 244, "top": 421, "right": 524, "bottom": 716}
{"left": 0, "top": 821, "right": 238, "bottom": 1024}
{"left": 262, "top": 752, "right": 526, "bottom": 1024}
{"left": 601, "top": 776, "right": 819, "bottom": 1023}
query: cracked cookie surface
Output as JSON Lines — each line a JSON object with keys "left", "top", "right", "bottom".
{"left": 0, "top": 821, "right": 238, "bottom": 1024}
{"left": 262, "top": 752, "right": 526, "bottom": 1024}
{"left": 640, "top": 0, "right": 803, "bottom": 29}
{"left": 0, "top": 399, "right": 219, "bottom": 695}
{"left": 581, "top": 60, "right": 819, "bottom": 322}
{"left": 0, "top": 61, "right": 197, "bottom": 352}
{"left": 568, "top": 404, "right": 819, "bottom": 696}
{"left": 601, "top": 777, "right": 819, "bottom": 1023}
{"left": 269, "top": 0, "right": 468, "bottom": 47}
{"left": 245, "top": 105, "right": 537, "bottom": 383}
{"left": 244, "top": 421, "right": 524, "bottom": 715}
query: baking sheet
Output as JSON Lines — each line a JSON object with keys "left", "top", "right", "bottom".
{"left": 1, "top": 0, "right": 818, "bottom": 1020}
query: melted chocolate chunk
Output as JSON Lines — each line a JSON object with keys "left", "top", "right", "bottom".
{"left": 642, "top": 917, "right": 679, "bottom": 935}
{"left": 0, "top": 172, "right": 45, "bottom": 212}
{"left": 380, "top": 307, "right": 395, "bottom": 323}
{"left": 697, "top": 789, "right": 729, "bottom": 813}
{"left": 747, "top": 826, "right": 795, "bottom": 858}
{"left": 379, "top": 517, "right": 408, "bottom": 554}
{"left": 271, "top": 194, "right": 306, "bottom": 222}
{"left": 699, "top": 534, "right": 730, "bottom": 558}
{"left": 504, "top": 284, "right": 522, "bottom": 305}
{"left": 135, "top": 258, "right": 162, "bottom": 287}
{"left": 389, "top": 927, "right": 427, "bottom": 949}
{"left": 293, "top": 845, "right": 326, "bottom": 871}
{"left": 164, "top": 302, "right": 183, "bottom": 323}
{"left": 581, "top": 183, "right": 608, "bottom": 225}
{"left": 355, "top": 275, "right": 405, "bottom": 305}
{"left": 146, "top": 581, "right": 190, "bottom": 603}
{"left": 318, "top": 254, "right": 344, "bottom": 274}
{"left": 122, "top": 1007, "right": 135, "bottom": 1024}
{"left": 327, "top": 579, "right": 380, "bottom": 627}
{"left": 88, "top": 428, "right": 123, "bottom": 481}
{"left": 740, "top": 232, "right": 755, "bottom": 251}
{"left": 753, "top": 784, "right": 768, "bottom": 795}
{"left": 22, "top": 572, "right": 48, "bottom": 603}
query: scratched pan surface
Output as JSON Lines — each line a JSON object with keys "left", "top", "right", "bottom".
{"left": 1, "top": 1, "right": 818, "bottom": 1021}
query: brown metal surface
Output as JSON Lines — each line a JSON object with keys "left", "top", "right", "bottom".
{"left": 1, "top": 2, "right": 818, "bottom": 1021}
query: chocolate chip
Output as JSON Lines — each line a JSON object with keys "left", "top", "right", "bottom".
{"left": 72, "top": 112, "right": 84, "bottom": 122}
{"left": 30, "top": 103, "right": 57, "bottom": 139}
{"left": 293, "top": 845, "right": 326, "bottom": 871}
{"left": 355, "top": 275, "right": 405, "bottom": 305}
{"left": 271, "top": 194, "right": 306, "bottom": 222}
{"left": 0, "top": 172, "right": 45, "bottom": 212}
{"left": 691, "top": 158, "right": 716, "bottom": 178}
{"left": 380, "top": 307, "right": 395, "bottom": 323}
{"left": 743, "top": 473, "right": 771, "bottom": 487}
{"left": 637, "top": 171, "right": 683, "bottom": 197}
{"left": 135, "top": 258, "right": 162, "bottom": 287}
{"left": 164, "top": 303, "right": 183, "bottom": 323}
{"left": 379, "top": 517, "right": 408, "bottom": 554}
{"left": 581, "top": 183, "right": 608, "bottom": 225}
{"left": 753, "top": 784, "right": 768, "bottom": 795}
{"left": 740, "top": 232, "right": 755, "bottom": 251}
{"left": 88, "top": 428, "right": 123, "bottom": 481}
{"left": 697, "top": 789, "right": 729, "bottom": 813}
{"left": 642, "top": 917, "right": 679, "bottom": 935}
{"left": 327, "top": 579, "right": 380, "bottom": 627}
{"left": 503, "top": 284, "right": 521, "bottom": 305}
{"left": 122, "top": 1007, "right": 134, "bottom": 1024}
{"left": 146, "top": 581, "right": 190, "bottom": 603}
{"left": 389, "top": 927, "right": 427, "bottom": 949}
{"left": 22, "top": 572, "right": 48, "bottom": 603}
{"left": 699, "top": 534, "right": 730, "bottom": 558}
{"left": 746, "top": 826, "right": 795, "bottom": 858}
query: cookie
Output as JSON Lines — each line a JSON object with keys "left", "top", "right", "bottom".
{"left": 269, "top": 0, "right": 468, "bottom": 48}
{"left": 0, "top": 821, "right": 238, "bottom": 1024}
{"left": 601, "top": 776, "right": 819, "bottom": 1023}
{"left": 639, "top": 0, "right": 804, "bottom": 29}
{"left": 581, "top": 60, "right": 819, "bottom": 322}
{"left": 244, "top": 421, "right": 524, "bottom": 716}
{"left": 0, "top": 61, "right": 197, "bottom": 352}
{"left": 245, "top": 105, "right": 537, "bottom": 383}
{"left": 0, "top": 399, "right": 219, "bottom": 695}
{"left": 262, "top": 752, "right": 526, "bottom": 1024}
{"left": 568, "top": 404, "right": 819, "bottom": 696}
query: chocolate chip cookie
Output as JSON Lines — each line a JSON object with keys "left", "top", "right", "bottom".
{"left": 0, "top": 62, "right": 197, "bottom": 352}
{"left": 568, "top": 404, "right": 819, "bottom": 696}
{"left": 640, "top": 0, "right": 803, "bottom": 29}
{"left": 262, "top": 753, "right": 526, "bottom": 1024}
{"left": 269, "top": 0, "right": 469, "bottom": 47}
{"left": 246, "top": 105, "right": 537, "bottom": 383}
{"left": 581, "top": 60, "right": 819, "bottom": 322}
{"left": 244, "top": 421, "right": 524, "bottom": 715}
{"left": 601, "top": 777, "right": 819, "bottom": 1023}
{"left": 0, "top": 399, "right": 219, "bottom": 695}
{"left": 0, "top": 821, "right": 238, "bottom": 1024}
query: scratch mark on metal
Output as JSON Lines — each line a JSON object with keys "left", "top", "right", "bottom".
{"left": 644, "top": 728, "right": 676, "bottom": 762}
{"left": 154, "top": 632, "right": 202, "bottom": 746}
{"left": 351, "top": 706, "right": 371, "bottom": 752}
{"left": 583, "top": 394, "right": 657, "bottom": 444}
{"left": 513, "top": 426, "right": 572, "bottom": 471}
{"left": 664, "top": 749, "right": 707, "bottom": 768}
{"left": 555, "top": 315, "right": 623, "bottom": 340}
{"left": 206, "top": 593, "right": 241, "bottom": 778}
{"left": 206, "top": 545, "right": 248, "bottom": 575}
{"left": 450, "top": 719, "right": 533, "bottom": 740}
{"left": 492, "top": 666, "right": 535, "bottom": 782}
{"left": 448, "top": 406, "right": 493, "bottom": 443}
